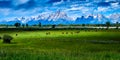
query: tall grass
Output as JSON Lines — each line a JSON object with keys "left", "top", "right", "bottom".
{"left": 0, "top": 30, "right": 120, "bottom": 60}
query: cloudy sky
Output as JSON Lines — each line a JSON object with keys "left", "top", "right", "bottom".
{"left": 0, "top": 0, "right": 120, "bottom": 24}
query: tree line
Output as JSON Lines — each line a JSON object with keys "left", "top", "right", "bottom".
{"left": 14, "top": 22, "right": 42, "bottom": 28}
{"left": 0, "top": 21, "right": 119, "bottom": 29}
{"left": 14, "top": 22, "right": 56, "bottom": 28}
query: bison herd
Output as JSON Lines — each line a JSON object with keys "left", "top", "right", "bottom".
{"left": 46, "top": 31, "right": 80, "bottom": 35}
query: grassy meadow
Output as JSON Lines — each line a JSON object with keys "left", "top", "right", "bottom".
{"left": 0, "top": 29, "right": 120, "bottom": 60}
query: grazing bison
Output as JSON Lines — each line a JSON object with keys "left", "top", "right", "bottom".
{"left": 46, "top": 32, "right": 50, "bottom": 35}
{"left": 62, "top": 32, "right": 64, "bottom": 34}
{"left": 16, "top": 34, "right": 18, "bottom": 36}
{"left": 71, "top": 32, "right": 73, "bottom": 34}
{"left": 95, "top": 29, "right": 98, "bottom": 32}
{"left": 76, "top": 31, "right": 80, "bottom": 34}
{"left": 0, "top": 36, "right": 1, "bottom": 39}
{"left": 66, "top": 32, "right": 68, "bottom": 34}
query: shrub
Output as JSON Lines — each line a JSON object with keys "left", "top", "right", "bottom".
{"left": 46, "top": 32, "right": 50, "bottom": 35}
{"left": 3, "top": 35, "right": 13, "bottom": 43}
{"left": 0, "top": 36, "right": 1, "bottom": 39}
{"left": 52, "top": 25, "right": 56, "bottom": 28}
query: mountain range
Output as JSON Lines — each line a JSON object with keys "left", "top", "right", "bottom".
{"left": 0, "top": 10, "right": 120, "bottom": 25}
{"left": 0, "top": 0, "right": 119, "bottom": 25}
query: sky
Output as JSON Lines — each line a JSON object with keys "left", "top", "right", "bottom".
{"left": 0, "top": 0, "right": 120, "bottom": 24}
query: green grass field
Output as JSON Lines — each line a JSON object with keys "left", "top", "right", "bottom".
{"left": 0, "top": 30, "right": 120, "bottom": 60}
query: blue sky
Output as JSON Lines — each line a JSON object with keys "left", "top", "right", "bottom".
{"left": 0, "top": 0, "right": 120, "bottom": 24}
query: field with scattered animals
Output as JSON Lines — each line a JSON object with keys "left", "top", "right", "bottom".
{"left": 0, "top": 29, "right": 120, "bottom": 60}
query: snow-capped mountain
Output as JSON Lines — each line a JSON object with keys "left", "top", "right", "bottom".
{"left": 75, "top": 15, "right": 95, "bottom": 24}
{"left": 95, "top": 14, "right": 109, "bottom": 24}
{"left": 39, "top": 10, "right": 73, "bottom": 24}
{"left": 0, "top": 18, "right": 21, "bottom": 25}
{"left": 0, "top": 10, "right": 120, "bottom": 25}
{"left": 74, "top": 13, "right": 117, "bottom": 24}
{"left": 47, "top": 10, "right": 72, "bottom": 21}
{"left": 109, "top": 13, "right": 120, "bottom": 23}
{"left": 8, "top": 10, "right": 74, "bottom": 25}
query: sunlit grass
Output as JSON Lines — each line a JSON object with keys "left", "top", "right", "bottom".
{"left": 0, "top": 30, "right": 120, "bottom": 60}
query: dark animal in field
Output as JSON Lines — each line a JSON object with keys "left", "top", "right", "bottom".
{"left": 3, "top": 34, "right": 13, "bottom": 43}
{"left": 62, "top": 32, "right": 64, "bottom": 34}
{"left": 71, "top": 32, "right": 73, "bottom": 34}
{"left": 46, "top": 32, "right": 50, "bottom": 35}
{"left": 66, "top": 32, "right": 68, "bottom": 34}
{"left": 0, "top": 36, "right": 1, "bottom": 39}
{"left": 16, "top": 34, "right": 18, "bottom": 36}
{"left": 95, "top": 29, "right": 98, "bottom": 32}
{"left": 75, "top": 31, "right": 80, "bottom": 34}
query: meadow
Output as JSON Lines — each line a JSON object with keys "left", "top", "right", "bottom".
{"left": 0, "top": 29, "right": 120, "bottom": 60}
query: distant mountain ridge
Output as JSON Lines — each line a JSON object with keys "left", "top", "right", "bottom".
{"left": 0, "top": 10, "right": 120, "bottom": 25}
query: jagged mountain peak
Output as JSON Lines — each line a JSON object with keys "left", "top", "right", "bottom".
{"left": 1, "top": 11, "right": 119, "bottom": 25}
{"left": 47, "top": 10, "right": 72, "bottom": 21}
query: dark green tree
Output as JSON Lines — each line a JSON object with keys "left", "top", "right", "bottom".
{"left": 52, "top": 25, "right": 56, "bottom": 28}
{"left": 26, "top": 23, "right": 29, "bottom": 28}
{"left": 3, "top": 34, "right": 13, "bottom": 43}
{"left": 39, "top": 22, "right": 41, "bottom": 27}
{"left": 6, "top": 25, "right": 8, "bottom": 28}
{"left": 82, "top": 24, "right": 85, "bottom": 27}
{"left": 22, "top": 24, "right": 25, "bottom": 28}
{"left": 14, "top": 23, "right": 21, "bottom": 28}
{"left": 116, "top": 22, "right": 119, "bottom": 29}
{"left": 0, "top": 36, "right": 1, "bottom": 39}
{"left": 106, "top": 21, "right": 110, "bottom": 29}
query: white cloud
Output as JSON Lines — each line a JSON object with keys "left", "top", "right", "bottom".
{"left": 0, "top": 8, "right": 11, "bottom": 16}
{"left": 12, "top": 0, "right": 29, "bottom": 6}
{"left": 96, "top": 7, "right": 109, "bottom": 12}
{"left": 53, "top": 0, "right": 64, "bottom": 5}
{"left": 109, "top": 13, "right": 120, "bottom": 23}
{"left": 0, "top": 1, "right": 120, "bottom": 24}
